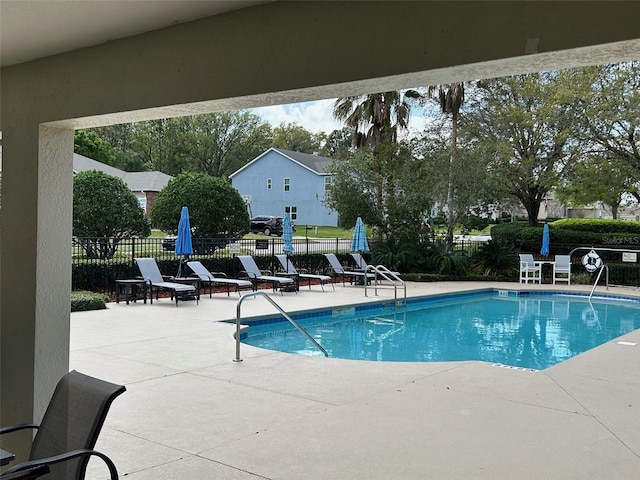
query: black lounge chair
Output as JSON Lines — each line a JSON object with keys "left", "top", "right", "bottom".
{"left": 135, "top": 257, "right": 197, "bottom": 305}
{"left": 186, "top": 261, "right": 253, "bottom": 296}
{"left": 275, "top": 255, "right": 334, "bottom": 291}
{"left": 0, "top": 370, "right": 125, "bottom": 480}
{"left": 323, "top": 253, "right": 375, "bottom": 286}
{"left": 237, "top": 255, "right": 295, "bottom": 294}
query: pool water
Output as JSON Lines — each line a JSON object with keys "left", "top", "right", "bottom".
{"left": 240, "top": 291, "right": 640, "bottom": 370}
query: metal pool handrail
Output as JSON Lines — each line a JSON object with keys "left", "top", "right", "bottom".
{"left": 233, "top": 290, "right": 328, "bottom": 362}
{"left": 364, "top": 265, "right": 406, "bottom": 302}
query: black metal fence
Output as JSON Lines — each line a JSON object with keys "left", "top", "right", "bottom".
{"left": 72, "top": 236, "right": 364, "bottom": 292}
{"left": 77, "top": 236, "right": 640, "bottom": 292}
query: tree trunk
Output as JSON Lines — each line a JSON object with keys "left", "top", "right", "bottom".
{"left": 445, "top": 111, "right": 458, "bottom": 245}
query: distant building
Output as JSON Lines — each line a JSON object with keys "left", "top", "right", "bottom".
{"left": 230, "top": 148, "right": 338, "bottom": 226}
{"left": 73, "top": 154, "right": 172, "bottom": 216}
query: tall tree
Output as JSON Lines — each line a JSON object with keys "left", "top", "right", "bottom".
{"left": 332, "top": 90, "right": 421, "bottom": 234}
{"left": 556, "top": 153, "right": 639, "bottom": 219}
{"left": 74, "top": 130, "right": 117, "bottom": 166}
{"left": 271, "top": 122, "right": 322, "bottom": 153}
{"left": 423, "top": 83, "right": 465, "bottom": 244}
{"left": 466, "top": 73, "right": 578, "bottom": 226}
{"left": 567, "top": 62, "right": 640, "bottom": 175}
{"left": 185, "top": 112, "right": 273, "bottom": 178}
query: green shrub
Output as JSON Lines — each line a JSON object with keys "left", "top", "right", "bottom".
{"left": 552, "top": 218, "right": 640, "bottom": 234}
{"left": 71, "top": 290, "right": 109, "bottom": 312}
{"left": 426, "top": 240, "right": 469, "bottom": 275}
{"left": 470, "top": 240, "right": 519, "bottom": 277}
{"left": 372, "top": 238, "right": 418, "bottom": 272}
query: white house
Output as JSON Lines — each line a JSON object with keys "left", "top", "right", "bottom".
{"left": 230, "top": 148, "right": 339, "bottom": 227}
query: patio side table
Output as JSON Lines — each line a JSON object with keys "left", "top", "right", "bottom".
{"left": 115, "top": 279, "right": 148, "bottom": 305}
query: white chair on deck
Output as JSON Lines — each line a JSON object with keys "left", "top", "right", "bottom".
{"left": 553, "top": 255, "right": 571, "bottom": 284}
{"left": 519, "top": 254, "right": 542, "bottom": 284}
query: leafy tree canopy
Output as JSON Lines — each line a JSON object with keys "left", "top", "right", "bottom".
{"left": 73, "top": 170, "right": 150, "bottom": 238}
{"left": 272, "top": 122, "right": 323, "bottom": 154}
{"left": 73, "top": 170, "right": 151, "bottom": 258}
{"left": 151, "top": 172, "right": 249, "bottom": 238}
{"left": 74, "top": 130, "right": 117, "bottom": 166}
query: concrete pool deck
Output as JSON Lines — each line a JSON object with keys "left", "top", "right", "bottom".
{"left": 72, "top": 281, "right": 640, "bottom": 479}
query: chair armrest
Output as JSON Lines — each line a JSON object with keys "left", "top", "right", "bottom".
{"left": 3, "top": 449, "right": 118, "bottom": 480}
{"left": 260, "top": 269, "right": 273, "bottom": 275}
{"left": 212, "top": 272, "right": 228, "bottom": 278}
{"left": 0, "top": 424, "right": 39, "bottom": 435}
{"left": 239, "top": 270, "right": 257, "bottom": 279}
{"left": 0, "top": 464, "right": 49, "bottom": 480}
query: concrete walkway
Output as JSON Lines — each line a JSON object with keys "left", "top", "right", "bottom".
{"left": 72, "top": 281, "right": 640, "bottom": 479}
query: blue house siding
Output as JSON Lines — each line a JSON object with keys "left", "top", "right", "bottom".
{"left": 230, "top": 148, "right": 338, "bottom": 227}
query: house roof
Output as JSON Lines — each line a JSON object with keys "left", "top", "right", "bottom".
{"left": 229, "top": 147, "right": 334, "bottom": 178}
{"left": 73, "top": 153, "right": 172, "bottom": 192}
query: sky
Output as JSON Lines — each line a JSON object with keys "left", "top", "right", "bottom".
{"left": 251, "top": 97, "right": 433, "bottom": 137}
{"left": 251, "top": 99, "right": 342, "bottom": 134}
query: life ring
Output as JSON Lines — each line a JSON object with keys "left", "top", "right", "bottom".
{"left": 582, "top": 250, "right": 602, "bottom": 273}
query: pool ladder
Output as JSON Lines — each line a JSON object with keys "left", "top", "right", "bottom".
{"left": 233, "top": 290, "right": 328, "bottom": 362}
{"left": 364, "top": 265, "right": 406, "bottom": 303}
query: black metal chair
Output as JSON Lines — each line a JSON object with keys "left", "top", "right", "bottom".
{"left": 1, "top": 370, "right": 125, "bottom": 480}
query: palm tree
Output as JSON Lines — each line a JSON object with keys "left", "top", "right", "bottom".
{"left": 332, "top": 90, "right": 421, "bottom": 232}
{"left": 431, "top": 83, "right": 465, "bottom": 245}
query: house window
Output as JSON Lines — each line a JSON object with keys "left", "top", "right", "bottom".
{"left": 285, "top": 206, "right": 297, "bottom": 221}
{"left": 266, "top": 178, "right": 272, "bottom": 189}
{"left": 324, "top": 176, "right": 333, "bottom": 192}
{"left": 283, "top": 178, "right": 291, "bottom": 192}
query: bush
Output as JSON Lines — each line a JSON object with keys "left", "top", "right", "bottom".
{"left": 470, "top": 240, "right": 519, "bottom": 277}
{"left": 426, "top": 240, "right": 469, "bottom": 275}
{"left": 552, "top": 218, "right": 640, "bottom": 234}
{"left": 71, "top": 290, "right": 109, "bottom": 312}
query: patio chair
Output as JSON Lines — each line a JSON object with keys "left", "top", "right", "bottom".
{"left": 519, "top": 254, "right": 542, "bottom": 284}
{"left": 323, "top": 253, "right": 375, "bottom": 286}
{"left": 553, "top": 254, "right": 571, "bottom": 284}
{"left": 0, "top": 370, "right": 125, "bottom": 480}
{"left": 275, "top": 255, "right": 334, "bottom": 291}
{"left": 186, "top": 261, "right": 253, "bottom": 296}
{"left": 350, "top": 253, "right": 401, "bottom": 278}
{"left": 134, "top": 257, "right": 197, "bottom": 306}
{"left": 237, "top": 255, "right": 295, "bottom": 294}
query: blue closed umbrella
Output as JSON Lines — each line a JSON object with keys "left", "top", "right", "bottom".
{"left": 540, "top": 223, "right": 550, "bottom": 257}
{"left": 282, "top": 213, "right": 294, "bottom": 272}
{"left": 283, "top": 213, "right": 294, "bottom": 255}
{"left": 350, "top": 216, "right": 370, "bottom": 253}
{"left": 175, "top": 206, "right": 193, "bottom": 277}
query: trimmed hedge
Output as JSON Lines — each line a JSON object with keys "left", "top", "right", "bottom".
{"left": 552, "top": 218, "right": 640, "bottom": 234}
{"left": 71, "top": 290, "right": 108, "bottom": 312}
{"left": 491, "top": 221, "right": 640, "bottom": 253}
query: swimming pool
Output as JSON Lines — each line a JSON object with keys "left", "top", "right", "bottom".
{"left": 239, "top": 290, "right": 640, "bottom": 370}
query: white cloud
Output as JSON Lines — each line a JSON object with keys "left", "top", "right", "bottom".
{"left": 252, "top": 98, "right": 437, "bottom": 138}
{"left": 251, "top": 99, "right": 342, "bottom": 134}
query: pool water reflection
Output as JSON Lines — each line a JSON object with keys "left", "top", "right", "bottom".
{"left": 240, "top": 291, "right": 640, "bottom": 369}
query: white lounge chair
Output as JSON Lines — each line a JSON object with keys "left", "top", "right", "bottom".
{"left": 519, "top": 254, "right": 542, "bottom": 284}
{"left": 237, "top": 255, "right": 295, "bottom": 294}
{"left": 275, "top": 255, "right": 334, "bottom": 291}
{"left": 323, "top": 253, "right": 375, "bottom": 286}
{"left": 350, "top": 253, "right": 400, "bottom": 277}
{"left": 186, "top": 261, "right": 253, "bottom": 296}
{"left": 552, "top": 254, "right": 571, "bottom": 284}
{"left": 135, "top": 257, "right": 197, "bottom": 306}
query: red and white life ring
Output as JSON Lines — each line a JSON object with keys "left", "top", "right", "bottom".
{"left": 582, "top": 250, "right": 603, "bottom": 273}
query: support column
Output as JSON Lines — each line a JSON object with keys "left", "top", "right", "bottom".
{"left": 0, "top": 124, "right": 74, "bottom": 462}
